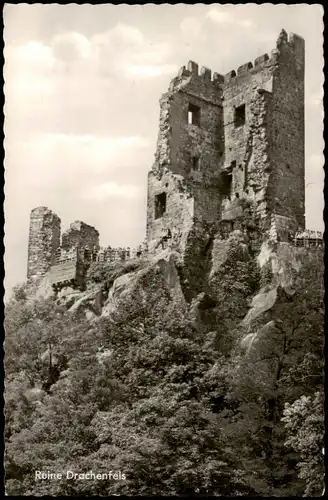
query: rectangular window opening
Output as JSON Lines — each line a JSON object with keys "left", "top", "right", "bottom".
{"left": 234, "top": 104, "right": 246, "bottom": 127}
{"left": 221, "top": 171, "right": 232, "bottom": 198}
{"left": 155, "top": 192, "right": 167, "bottom": 219}
{"left": 192, "top": 156, "right": 200, "bottom": 171}
{"left": 188, "top": 103, "right": 201, "bottom": 127}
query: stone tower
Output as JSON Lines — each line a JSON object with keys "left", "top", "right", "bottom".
{"left": 146, "top": 29, "right": 305, "bottom": 250}
{"left": 61, "top": 221, "right": 100, "bottom": 254}
{"left": 27, "top": 206, "right": 61, "bottom": 283}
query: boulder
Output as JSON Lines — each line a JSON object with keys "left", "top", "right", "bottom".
{"left": 242, "top": 286, "right": 278, "bottom": 326}
{"left": 241, "top": 320, "right": 277, "bottom": 355}
{"left": 102, "top": 251, "right": 187, "bottom": 318}
{"left": 257, "top": 240, "right": 323, "bottom": 291}
{"left": 69, "top": 286, "right": 104, "bottom": 316}
{"left": 210, "top": 230, "right": 250, "bottom": 280}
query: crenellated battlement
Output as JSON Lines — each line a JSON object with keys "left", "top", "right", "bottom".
{"left": 254, "top": 53, "right": 269, "bottom": 67}
{"left": 175, "top": 59, "right": 225, "bottom": 86}
{"left": 224, "top": 53, "right": 272, "bottom": 84}
{"left": 237, "top": 61, "right": 254, "bottom": 76}
{"left": 276, "top": 29, "right": 305, "bottom": 51}
{"left": 223, "top": 30, "right": 304, "bottom": 86}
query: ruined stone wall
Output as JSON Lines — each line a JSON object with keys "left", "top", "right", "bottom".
{"left": 271, "top": 32, "right": 305, "bottom": 229}
{"left": 146, "top": 168, "right": 194, "bottom": 247}
{"left": 166, "top": 62, "right": 224, "bottom": 180}
{"left": 27, "top": 213, "right": 100, "bottom": 291}
{"left": 48, "top": 260, "right": 85, "bottom": 291}
{"left": 61, "top": 221, "right": 100, "bottom": 256}
{"left": 147, "top": 61, "right": 225, "bottom": 246}
{"left": 220, "top": 30, "right": 305, "bottom": 233}
{"left": 154, "top": 61, "right": 224, "bottom": 177}
{"left": 27, "top": 207, "right": 61, "bottom": 282}
{"left": 221, "top": 87, "right": 274, "bottom": 223}
{"left": 222, "top": 55, "right": 273, "bottom": 173}
{"left": 220, "top": 53, "right": 275, "bottom": 223}
{"left": 146, "top": 45, "right": 279, "bottom": 248}
{"left": 146, "top": 29, "right": 306, "bottom": 252}
{"left": 59, "top": 221, "right": 100, "bottom": 284}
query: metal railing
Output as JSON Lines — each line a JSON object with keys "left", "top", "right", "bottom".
{"left": 293, "top": 230, "right": 323, "bottom": 247}
{"left": 97, "top": 245, "right": 148, "bottom": 263}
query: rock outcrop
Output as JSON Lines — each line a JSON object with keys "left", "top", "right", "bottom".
{"left": 101, "top": 251, "right": 187, "bottom": 318}
{"left": 28, "top": 219, "right": 322, "bottom": 367}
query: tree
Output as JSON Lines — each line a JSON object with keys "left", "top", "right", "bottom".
{"left": 5, "top": 254, "right": 323, "bottom": 496}
{"left": 219, "top": 257, "right": 324, "bottom": 495}
{"left": 282, "top": 391, "right": 324, "bottom": 496}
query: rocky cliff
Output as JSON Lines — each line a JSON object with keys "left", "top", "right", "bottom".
{"left": 32, "top": 225, "right": 322, "bottom": 358}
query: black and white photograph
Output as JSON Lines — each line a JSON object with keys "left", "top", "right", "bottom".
{"left": 3, "top": 3, "right": 324, "bottom": 496}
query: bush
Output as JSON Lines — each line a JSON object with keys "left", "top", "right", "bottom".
{"left": 86, "top": 258, "right": 148, "bottom": 290}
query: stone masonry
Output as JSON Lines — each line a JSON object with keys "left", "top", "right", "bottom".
{"left": 146, "top": 30, "right": 305, "bottom": 251}
{"left": 51, "top": 221, "right": 100, "bottom": 290}
{"left": 27, "top": 209, "right": 100, "bottom": 290}
{"left": 27, "top": 207, "right": 61, "bottom": 283}
{"left": 26, "top": 208, "right": 150, "bottom": 290}
{"left": 61, "top": 221, "right": 100, "bottom": 254}
{"left": 27, "top": 205, "right": 152, "bottom": 288}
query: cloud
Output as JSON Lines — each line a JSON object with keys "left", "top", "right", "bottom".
{"left": 4, "top": 41, "right": 56, "bottom": 96}
{"left": 206, "top": 7, "right": 254, "bottom": 28}
{"left": 51, "top": 32, "right": 92, "bottom": 64}
{"left": 6, "top": 22, "right": 176, "bottom": 89}
{"left": 8, "top": 75, "right": 54, "bottom": 96}
{"left": 39, "top": 132, "right": 150, "bottom": 149}
{"left": 206, "top": 9, "right": 234, "bottom": 24}
{"left": 14, "top": 41, "right": 54, "bottom": 66}
{"left": 94, "top": 23, "right": 145, "bottom": 48}
{"left": 80, "top": 182, "right": 140, "bottom": 201}
{"left": 90, "top": 24, "right": 175, "bottom": 80}
{"left": 8, "top": 133, "right": 151, "bottom": 184}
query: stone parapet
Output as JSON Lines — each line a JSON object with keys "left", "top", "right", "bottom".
{"left": 97, "top": 243, "right": 149, "bottom": 263}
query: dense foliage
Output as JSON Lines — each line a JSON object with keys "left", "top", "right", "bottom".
{"left": 5, "top": 254, "right": 324, "bottom": 496}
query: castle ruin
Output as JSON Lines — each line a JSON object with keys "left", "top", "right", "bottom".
{"left": 146, "top": 29, "right": 306, "bottom": 250}
{"left": 27, "top": 209, "right": 100, "bottom": 290}
{"left": 26, "top": 30, "right": 322, "bottom": 292}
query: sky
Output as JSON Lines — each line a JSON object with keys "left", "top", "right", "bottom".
{"left": 4, "top": 3, "right": 324, "bottom": 295}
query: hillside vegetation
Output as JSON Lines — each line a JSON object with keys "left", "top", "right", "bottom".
{"left": 5, "top": 233, "right": 324, "bottom": 496}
